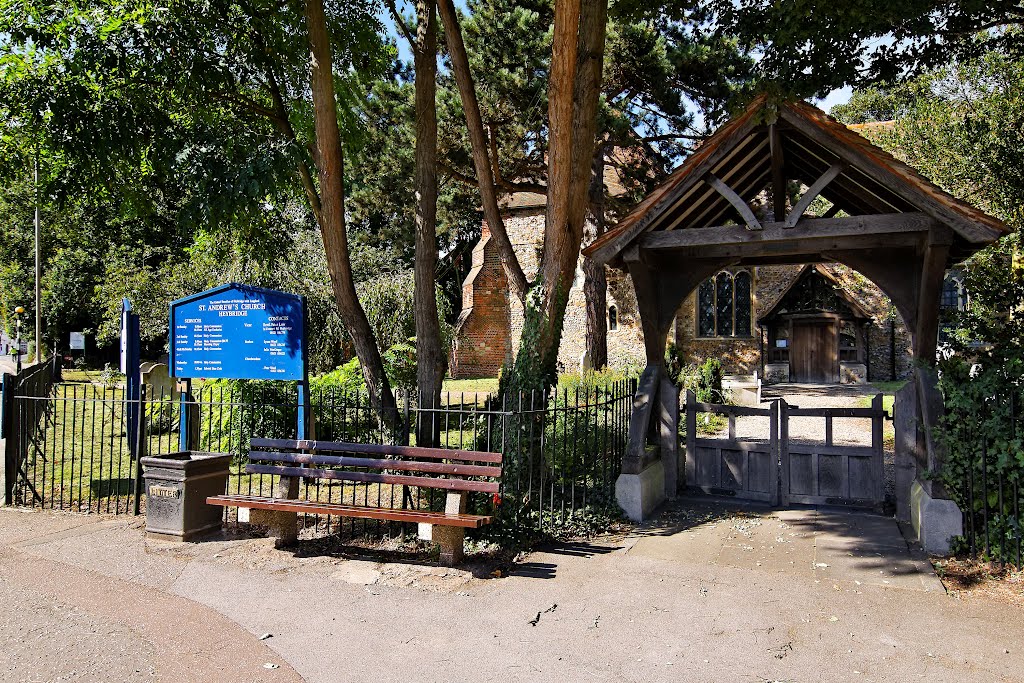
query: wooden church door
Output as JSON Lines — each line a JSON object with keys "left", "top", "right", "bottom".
{"left": 791, "top": 321, "right": 838, "bottom": 383}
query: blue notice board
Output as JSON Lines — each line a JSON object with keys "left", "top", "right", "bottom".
{"left": 169, "top": 284, "right": 306, "bottom": 380}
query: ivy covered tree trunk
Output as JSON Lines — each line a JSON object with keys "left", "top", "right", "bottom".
{"left": 412, "top": 0, "right": 446, "bottom": 447}
{"left": 506, "top": 0, "right": 608, "bottom": 395}
{"left": 305, "top": 0, "right": 400, "bottom": 428}
{"left": 583, "top": 150, "right": 607, "bottom": 370}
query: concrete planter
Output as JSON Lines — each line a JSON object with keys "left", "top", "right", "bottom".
{"left": 142, "top": 451, "right": 231, "bottom": 541}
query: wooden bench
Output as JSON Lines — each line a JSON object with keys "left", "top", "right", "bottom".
{"left": 207, "top": 438, "right": 502, "bottom": 565}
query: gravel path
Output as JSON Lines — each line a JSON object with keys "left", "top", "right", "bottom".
{"left": 714, "top": 383, "right": 896, "bottom": 501}
{"left": 729, "top": 383, "right": 883, "bottom": 446}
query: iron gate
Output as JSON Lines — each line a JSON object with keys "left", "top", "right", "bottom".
{"left": 683, "top": 390, "right": 888, "bottom": 508}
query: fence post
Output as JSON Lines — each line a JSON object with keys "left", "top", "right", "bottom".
{"left": 769, "top": 399, "right": 780, "bottom": 506}
{"left": 1, "top": 373, "right": 13, "bottom": 505}
{"left": 779, "top": 398, "right": 790, "bottom": 506}
{"left": 871, "top": 393, "right": 885, "bottom": 506}
{"left": 684, "top": 389, "right": 696, "bottom": 490}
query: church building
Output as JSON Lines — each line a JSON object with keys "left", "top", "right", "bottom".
{"left": 450, "top": 121, "right": 965, "bottom": 385}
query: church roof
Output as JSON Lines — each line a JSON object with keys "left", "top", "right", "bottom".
{"left": 584, "top": 96, "right": 1007, "bottom": 265}
{"left": 498, "top": 149, "right": 634, "bottom": 210}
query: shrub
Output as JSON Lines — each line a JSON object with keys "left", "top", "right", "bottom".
{"left": 664, "top": 342, "right": 685, "bottom": 384}
{"left": 696, "top": 358, "right": 724, "bottom": 403}
{"left": 556, "top": 367, "right": 636, "bottom": 398}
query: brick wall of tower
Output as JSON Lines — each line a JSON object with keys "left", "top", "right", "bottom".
{"left": 449, "top": 224, "right": 511, "bottom": 378}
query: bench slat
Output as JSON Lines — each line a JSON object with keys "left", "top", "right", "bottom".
{"left": 249, "top": 438, "right": 502, "bottom": 464}
{"left": 248, "top": 451, "right": 502, "bottom": 478}
{"left": 207, "top": 495, "right": 492, "bottom": 528}
{"left": 246, "top": 464, "right": 501, "bottom": 494}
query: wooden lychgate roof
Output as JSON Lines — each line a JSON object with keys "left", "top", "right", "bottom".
{"left": 584, "top": 97, "right": 1007, "bottom": 266}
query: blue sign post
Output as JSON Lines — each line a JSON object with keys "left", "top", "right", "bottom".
{"left": 169, "top": 284, "right": 309, "bottom": 443}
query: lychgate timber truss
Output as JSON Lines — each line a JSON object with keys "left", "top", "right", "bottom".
{"left": 584, "top": 97, "right": 1007, "bottom": 518}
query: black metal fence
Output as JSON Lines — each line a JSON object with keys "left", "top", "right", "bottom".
{"left": 950, "top": 392, "right": 1023, "bottom": 568}
{"left": 1, "top": 358, "right": 62, "bottom": 507}
{"left": 4, "top": 375, "right": 635, "bottom": 539}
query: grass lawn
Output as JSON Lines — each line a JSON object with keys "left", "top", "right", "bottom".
{"left": 60, "top": 369, "right": 115, "bottom": 383}
{"left": 859, "top": 380, "right": 906, "bottom": 450}
{"left": 442, "top": 377, "right": 500, "bottom": 395}
{"left": 860, "top": 380, "right": 907, "bottom": 415}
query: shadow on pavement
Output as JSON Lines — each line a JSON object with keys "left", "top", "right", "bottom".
{"left": 629, "top": 494, "right": 940, "bottom": 590}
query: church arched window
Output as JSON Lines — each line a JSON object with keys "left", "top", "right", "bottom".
{"left": 697, "top": 270, "right": 753, "bottom": 338}
{"left": 939, "top": 271, "right": 967, "bottom": 343}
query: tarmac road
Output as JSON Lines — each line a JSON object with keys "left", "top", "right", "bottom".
{"left": 0, "top": 502, "right": 1021, "bottom": 683}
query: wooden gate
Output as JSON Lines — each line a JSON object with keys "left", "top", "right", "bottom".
{"left": 683, "top": 391, "right": 887, "bottom": 508}
{"left": 684, "top": 392, "right": 780, "bottom": 504}
{"left": 780, "top": 395, "right": 886, "bottom": 506}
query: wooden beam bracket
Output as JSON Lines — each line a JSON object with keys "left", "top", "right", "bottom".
{"left": 706, "top": 174, "right": 762, "bottom": 231}
{"left": 786, "top": 161, "right": 847, "bottom": 228}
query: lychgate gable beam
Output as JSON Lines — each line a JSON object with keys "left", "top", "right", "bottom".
{"left": 769, "top": 122, "right": 786, "bottom": 220}
{"left": 785, "top": 161, "right": 847, "bottom": 227}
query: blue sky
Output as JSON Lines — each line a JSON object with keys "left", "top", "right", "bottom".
{"left": 818, "top": 86, "right": 853, "bottom": 114}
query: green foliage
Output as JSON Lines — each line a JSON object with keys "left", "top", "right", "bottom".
{"left": 0, "top": 0, "right": 415, "bottom": 370}
{"left": 664, "top": 341, "right": 685, "bottom": 384}
{"left": 696, "top": 357, "right": 724, "bottom": 404}
{"left": 838, "top": 44, "right": 1024, "bottom": 562}
{"left": 198, "top": 379, "right": 299, "bottom": 456}
{"left": 658, "top": 0, "right": 1024, "bottom": 98}
{"left": 311, "top": 358, "right": 367, "bottom": 394}
{"left": 311, "top": 337, "right": 422, "bottom": 394}
{"left": 480, "top": 379, "right": 633, "bottom": 543}
{"left": 382, "top": 339, "right": 418, "bottom": 390}
{"left": 557, "top": 367, "right": 637, "bottom": 395}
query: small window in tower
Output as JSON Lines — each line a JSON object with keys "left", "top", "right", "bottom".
{"left": 608, "top": 305, "right": 618, "bottom": 331}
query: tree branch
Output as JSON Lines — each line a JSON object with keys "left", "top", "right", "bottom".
{"left": 386, "top": 0, "right": 418, "bottom": 48}
{"left": 265, "top": 64, "right": 323, "bottom": 224}
{"left": 439, "top": 161, "right": 547, "bottom": 195}
{"left": 437, "top": 0, "right": 529, "bottom": 301}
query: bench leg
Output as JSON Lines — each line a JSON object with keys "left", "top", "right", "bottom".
{"left": 434, "top": 491, "right": 467, "bottom": 566}
{"left": 250, "top": 475, "right": 299, "bottom": 548}
{"left": 434, "top": 525, "right": 465, "bottom": 566}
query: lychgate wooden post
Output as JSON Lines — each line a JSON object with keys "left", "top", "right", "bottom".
{"left": 658, "top": 377, "right": 680, "bottom": 498}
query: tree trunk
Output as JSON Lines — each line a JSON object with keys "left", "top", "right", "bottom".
{"left": 412, "top": 0, "right": 445, "bottom": 447}
{"left": 509, "top": 0, "right": 609, "bottom": 393}
{"left": 583, "top": 149, "right": 607, "bottom": 370}
{"left": 305, "top": 0, "right": 400, "bottom": 429}
{"left": 436, "top": 0, "right": 529, "bottom": 303}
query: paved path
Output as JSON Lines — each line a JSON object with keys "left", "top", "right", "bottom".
{"left": 0, "top": 502, "right": 1021, "bottom": 682}
{"left": 0, "top": 357, "right": 18, "bottom": 375}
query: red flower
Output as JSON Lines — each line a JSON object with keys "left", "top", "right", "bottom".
{"left": 492, "top": 492, "right": 502, "bottom": 506}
